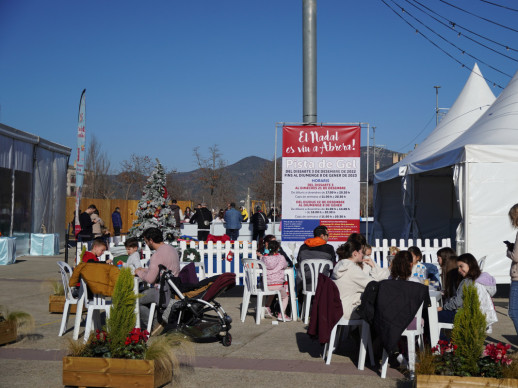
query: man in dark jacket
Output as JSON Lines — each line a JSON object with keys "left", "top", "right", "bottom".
{"left": 190, "top": 203, "right": 212, "bottom": 241}
{"left": 250, "top": 205, "right": 268, "bottom": 241}
{"left": 111, "top": 207, "right": 122, "bottom": 236}
{"left": 79, "top": 204, "right": 98, "bottom": 242}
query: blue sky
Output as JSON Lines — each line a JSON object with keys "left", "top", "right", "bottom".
{"left": 1, "top": 0, "right": 516, "bottom": 172}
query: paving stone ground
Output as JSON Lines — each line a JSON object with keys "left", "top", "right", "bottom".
{"left": 1, "top": 253, "right": 516, "bottom": 388}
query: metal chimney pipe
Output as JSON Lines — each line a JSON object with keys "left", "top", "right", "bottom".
{"left": 303, "top": 0, "right": 317, "bottom": 124}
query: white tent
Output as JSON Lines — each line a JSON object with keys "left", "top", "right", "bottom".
{"left": 373, "top": 64, "right": 496, "bottom": 243}
{"left": 0, "top": 123, "right": 70, "bottom": 255}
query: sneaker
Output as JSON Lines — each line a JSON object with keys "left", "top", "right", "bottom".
{"left": 397, "top": 353, "right": 408, "bottom": 369}
{"left": 265, "top": 307, "right": 274, "bottom": 318}
{"left": 277, "top": 313, "right": 292, "bottom": 322}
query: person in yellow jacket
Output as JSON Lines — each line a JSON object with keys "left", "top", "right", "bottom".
{"left": 69, "top": 262, "right": 120, "bottom": 296}
{"left": 240, "top": 206, "right": 249, "bottom": 222}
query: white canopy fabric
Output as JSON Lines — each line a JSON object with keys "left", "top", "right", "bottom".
{"left": 373, "top": 66, "right": 518, "bottom": 283}
{"left": 376, "top": 63, "right": 496, "bottom": 182}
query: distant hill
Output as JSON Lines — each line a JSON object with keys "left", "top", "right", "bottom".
{"left": 108, "top": 150, "right": 405, "bottom": 201}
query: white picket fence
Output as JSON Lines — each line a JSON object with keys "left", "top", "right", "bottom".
{"left": 75, "top": 237, "right": 452, "bottom": 280}
{"left": 76, "top": 240, "right": 258, "bottom": 283}
{"left": 372, "top": 238, "right": 452, "bottom": 268}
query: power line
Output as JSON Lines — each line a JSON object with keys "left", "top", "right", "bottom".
{"left": 439, "top": 0, "right": 518, "bottom": 33}
{"left": 405, "top": 0, "right": 518, "bottom": 62}
{"left": 388, "top": 0, "right": 514, "bottom": 77}
{"left": 478, "top": 0, "right": 518, "bottom": 13}
{"left": 396, "top": 113, "right": 436, "bottom": 152}
{"left": 380, "top": 0, "right": 506, "bottom": 88}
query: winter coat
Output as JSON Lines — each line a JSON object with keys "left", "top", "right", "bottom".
{"left": 374, "top": 279, "right": 430, "bottom": 353}
{"left": 224, "top": 208, "right": 242, "bottom": 230}
{"left": 91, "top": 213, "right": 104, "bottom": 236}
{"left": 69, "top": 262, "right": 120, "bottom": 296}
{"left": 307, "top": 274, "right": 343, "bottom": 345}
{"left": 190, "top": 207, "right": 213, "bottom": 230}
{"left": 443, "top": 272, "right": 497, "bottom": 310}
{"left": 261, "top": 253, "right": 287, "bottom": 286}
{"left": 170, "top": 204, "right": 182, "bottom": 227}
{"left": 355, "top": 280, "right": 379, "bottom": 326}
{"left": 111, "top": 210, "right": 122, "bottom": 228}
{"left": 331, "top": 258, "right": 389, "bottom": 319}
{"left": 250, "top": 211, "right": 268, "bottom": 231}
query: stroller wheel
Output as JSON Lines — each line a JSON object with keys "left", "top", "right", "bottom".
{"left": 222, "top": 332, "right": 232, "bottom": 347}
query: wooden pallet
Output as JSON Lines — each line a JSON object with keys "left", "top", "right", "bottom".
{"left": 62, "top": 356, "right": 171, "bottom": 388}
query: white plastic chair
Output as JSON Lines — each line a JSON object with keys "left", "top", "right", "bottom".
{"left": 241, "top": 259, "right": 286, "bottom": 324}
{"left": 301, "top": 259, "right": 334, "bottom": 324}
{"left": 381, "top": 302, "right": 424, "bottom": 379}
{"left": 78, "top": 279, "right": 112, "bottom": 343}
{"left": 57, "top": 261, "right": 80, "bottom": 336}
{"left": 323, "top": 318, "right": 375, "bottom": 370}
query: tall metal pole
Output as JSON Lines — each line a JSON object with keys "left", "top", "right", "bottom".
{"left": 303, "top": 0, "right": 317, "bottom": 123}
{"left": 434, "top": 86, "right": 441, "bottom": 126}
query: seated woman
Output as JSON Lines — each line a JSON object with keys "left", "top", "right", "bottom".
{"left": 390, "top": 250, "right": 425, "bottom": 329}
{"left": 332, "top": 240, "right": 389, "bottom": 319}
{"left": 438, "top": 253, "right": 497, "bottom": 324}
{"left": 408, "top": 246, "right": 440, "bottom": 284}
{"left": 436, "top": 247, "right": 460, "bottom": 301}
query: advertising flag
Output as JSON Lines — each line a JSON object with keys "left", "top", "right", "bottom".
{"left": 74, "top": 89, "right": 86, "bottom": 237}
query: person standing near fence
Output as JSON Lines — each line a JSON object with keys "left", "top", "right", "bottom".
{"left": 250, "top": 205, "right": 268, "bottom": 241}
{"left": 224, "top": 202, "right": 242, "bottom": 241}
{"left": 190, "top": 203, "right": 212, "bottom": 241}
{"left": 112, "top": 207, "right": 122, "bottom": 236}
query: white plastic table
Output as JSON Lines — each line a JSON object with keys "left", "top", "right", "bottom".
{"left": 0, "top": 237, "right": 16, "bottom": 265}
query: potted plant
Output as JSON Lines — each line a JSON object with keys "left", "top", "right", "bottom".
{"left": 0, "top": 305, "right": 34, "bottom": 346}
{"left": 63, "top": 267, "right": 192, "bottom": 387}
{"left": 416, "top": 283, "right": 518, "bottom": 387}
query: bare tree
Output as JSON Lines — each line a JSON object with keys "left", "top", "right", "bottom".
{"left": 193, "top": 145, "right": 234, "bottom": 209}
{"left": 117, "top": 154, "right": 154, "bottom": 200}
{"left": 83, "top": 134, "right": 114, "bottom": 199}
{"left": 250, "top": 158, "right": 282, "bottom": 208}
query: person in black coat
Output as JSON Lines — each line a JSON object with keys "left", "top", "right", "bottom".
{"left": 250, "top": 205, "right": 268, "bottom": 241}
{"left": 190, "top": 203, "right": 213, "bottom": 241}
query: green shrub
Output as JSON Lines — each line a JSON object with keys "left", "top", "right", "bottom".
{"left": 451, "top": 282, "right": 486, "bottom": 376}
{"left": 106, "top": 267, "right": 137, "bottom": 358}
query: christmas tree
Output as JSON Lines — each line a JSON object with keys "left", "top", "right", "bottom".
{"left": 128, "top": 159, "right": 178, "bottom": 240}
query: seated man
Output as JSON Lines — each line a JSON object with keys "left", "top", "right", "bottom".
{"left": 297, "top": 225, "right": 336, "bottom": 286}
{"left": 82, "top": 238, "right": 111, "bottom": 264}
{"left": 134, "top": 227, "right": 180, "bottom": 329}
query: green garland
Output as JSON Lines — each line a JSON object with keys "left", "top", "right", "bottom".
{"left": 182, "top": 248, "right": 201, "bottom": 262}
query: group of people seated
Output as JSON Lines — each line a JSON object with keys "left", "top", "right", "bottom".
{"left": 292, "top": 226, "right": 497, "bottom": 343}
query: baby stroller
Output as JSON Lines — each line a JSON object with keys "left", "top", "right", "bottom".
{"left": 156, "top": 264, "right": 235, "bottom": 346}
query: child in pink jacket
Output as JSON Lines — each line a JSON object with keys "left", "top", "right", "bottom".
{"left": 261, "top": 240, "right": 291, "bottom": 322}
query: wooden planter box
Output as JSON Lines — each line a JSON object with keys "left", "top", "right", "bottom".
{"left": 63, "top": 356, "right": 171, "bottom": 388}
{"left": 49, "top": 295, "right": 78, "bottom": 314}
{"left": 0, "top": 320, "right": 17, "bottom": 346}
{"left": 417, "top": 374, "right": 518, "bottom": 387}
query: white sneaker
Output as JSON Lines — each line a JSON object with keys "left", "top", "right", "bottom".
{"left": 277, "top": 313, "right": 292, "bottom": 322}
{"left": 396, "top": 354, "right": 408, "bottom": 368}
{"left": 265, "top": 307, "right": 274, "bottom": 318}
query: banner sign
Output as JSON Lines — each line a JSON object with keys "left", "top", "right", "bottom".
{"left": 74, "top": 89, "right": 86, "bottom": 236}
{"left": 281, "top": 125, "right": 361, "bottom": 242}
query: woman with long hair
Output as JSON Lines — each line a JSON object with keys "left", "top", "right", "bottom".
{"left": 331, "top": 240, "right": 389, "bottom": 319}
{"left": 436, "top": 247, "right": 460, "bottom": 300}
{"left": 438, "top": 253, "right": 496, "bottom": 324}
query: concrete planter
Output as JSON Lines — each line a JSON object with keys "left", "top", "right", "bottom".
{"left": 62, "top": 356, "right": 171, "bottom": 387}
{"left": 417, "top": 374, "right": 518, "bottom": 387}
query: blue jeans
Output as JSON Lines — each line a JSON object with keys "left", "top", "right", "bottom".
{"left": 509, "top": 281, "right": 518, "bottom": 335}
